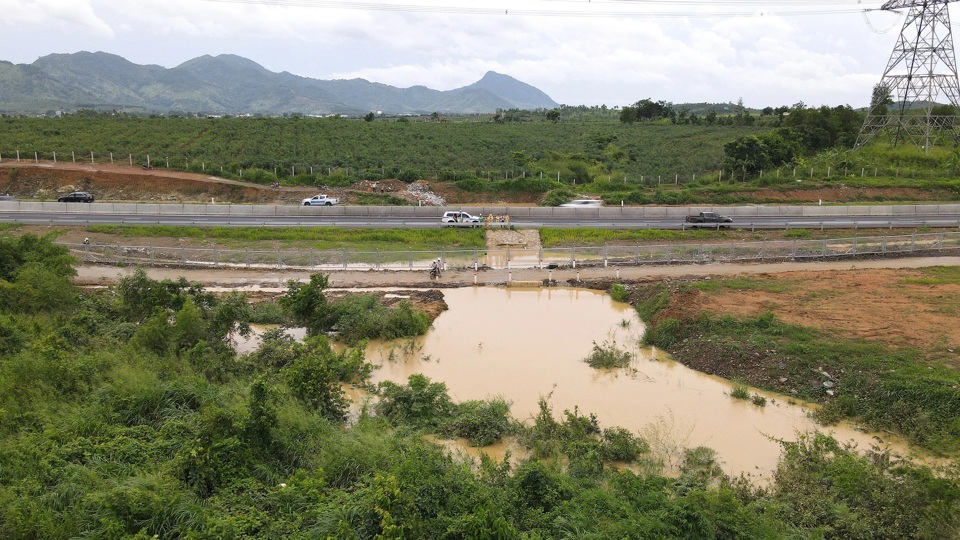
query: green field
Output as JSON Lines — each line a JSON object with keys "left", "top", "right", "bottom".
{"left": 0, "top": 115, "right": 762, "bottom": 180}
{"left": 5, "top": 112, "right": 960, "bottom": 207}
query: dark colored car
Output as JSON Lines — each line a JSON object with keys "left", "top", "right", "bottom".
{"left": 58, "top": 191, "right": 94, "bottom": 203}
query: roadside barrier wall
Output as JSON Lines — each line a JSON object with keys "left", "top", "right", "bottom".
{"left": 4, "top": 201, "right": 960, "bottom": 218}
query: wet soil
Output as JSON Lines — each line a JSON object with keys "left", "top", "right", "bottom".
{"left": 593, "top": 264, "right": 960, "bottom": 400}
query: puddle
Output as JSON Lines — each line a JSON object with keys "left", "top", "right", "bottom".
{"left": 233, "top": 324, "right": 307, "bottom": 354}
{"left": 367, "top": 286, "right": 919, "bottom": 479}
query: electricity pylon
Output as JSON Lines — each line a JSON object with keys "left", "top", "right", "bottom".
{"left": 854, "top": 0, "right": 960, "bottom": 152}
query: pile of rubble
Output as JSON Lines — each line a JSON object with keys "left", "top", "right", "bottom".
{"left": 407, "top": 181, "right": 446, "bottom": 206}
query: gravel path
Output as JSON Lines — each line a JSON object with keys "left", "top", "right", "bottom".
{"left": 73, "top": 255, "right": 960, "bottom": 289}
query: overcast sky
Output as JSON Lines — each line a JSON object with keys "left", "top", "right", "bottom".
{"left": 0, "top": 0, "right": 914, "bottom": 108}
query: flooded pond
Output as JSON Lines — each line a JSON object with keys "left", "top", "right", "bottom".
{"left": 367, "top": 286, "right": 916, "bottom": 479}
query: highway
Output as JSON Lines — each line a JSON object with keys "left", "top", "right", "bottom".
{"left": 2, "top": 209, "right": 960, "bottom": 230}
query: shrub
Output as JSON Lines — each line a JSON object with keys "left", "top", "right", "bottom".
{"left": 248, "top": 300, "right": 288, "bottom": 324}
{"left": 286, "top": 349, "right": 349, "bottom": 423}
{"left": 0, "top": 314, "right": 26, "bottom": 355}
{"left": 582, "top": 340, "right": 633, "bottom": 369}
{"left": 440, "top": 398, "right": 512, "bottom": 446}
{"left": 376, "top": 374, "right": 454, "bottom": 429}
{"left": 643, "top": 317, "right": 683, "bottom": 348}
{"left": 541, "top": 188, "right": 577, "bottom": 206}
{"left": 455, "top": 178, "right": 487, "bottom": 192}
{"left": 730, "top": 382, "right": 751, "bottom": 400}
{"left": 601, "top": 427, "right": 648, "bottom": 462}
{"left": 608, "top": 283, "right": 630, "bottom": 303}
{"left": 332, "top": 296, "right": 430, "bottom": 345}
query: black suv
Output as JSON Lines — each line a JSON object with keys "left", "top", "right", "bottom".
{"left": 58, "top": 191, "right": 94, "bottom": 203}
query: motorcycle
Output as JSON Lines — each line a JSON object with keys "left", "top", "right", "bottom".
{"left": 430, "top": 266, "right": 441, "bottom": 279}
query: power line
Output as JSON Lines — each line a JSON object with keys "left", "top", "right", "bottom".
{"left": 200, "top": 0, "right": 884, "bottom": 18}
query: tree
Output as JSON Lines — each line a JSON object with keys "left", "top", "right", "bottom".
{"left": 870, "top": 83, "right": 893, "bottom": 115}
{"left": 172, "top": 297, "right": 206, "bottom": 355}
{"left": 705, "top": 109, "right": 718, "bottom": 126}
{"left": 364, "top": 112, "right": 375, "bottom": 122}
{"left": 722, "top": 135, "right": 772, "bottom": 173}
{"left": 287, "top": 350, "right": 348, "bottom": 422}
{"left": 280, "top": 273, "right": 333, "bottom": 336}
{"left": 546, "top": 109, "right": 561, "bottom": 123}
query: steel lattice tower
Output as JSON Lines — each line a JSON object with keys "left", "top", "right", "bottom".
{"left": 854, "top": 0, "right": 960, "bottom": 151}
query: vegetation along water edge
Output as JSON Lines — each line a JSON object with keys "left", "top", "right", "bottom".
{"left": 1, "top": 232, "right": 959, "bottom": 538}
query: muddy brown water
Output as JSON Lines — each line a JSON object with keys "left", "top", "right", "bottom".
{"left": 99, "top": 262, "right": 932, "bottom": 479}
{"left": 365, "top": 286, "right": 918, "bottom": 480}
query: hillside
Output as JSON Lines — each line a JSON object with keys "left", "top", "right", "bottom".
{"left": 0, "top": 51, "right": 559, "bottom": 116}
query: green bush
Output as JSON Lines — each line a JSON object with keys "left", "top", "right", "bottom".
{"left": 455, "top": 178, "right": 487, "bottom": 192}
{"left": 286, "top": 348, "right": 348, "bottom": 422}
{"left": 601, "top": 427, "right": 648, "bottom": 462}
{"left": 332, "top": 296, "right": 430, "bottom": 345}
{"left": 582, "top": 340, "right": 633, "bottom": 369}
{"left": 376, "top": 374, "right": 454, "bottom": 429}
{"left": 643, "top": 317, "right": 683, "bottom": 348}
{"left": 248, "top": 300, "right": 288, "bottom": 324}
{"left": 730, "top": 382, "right": 750, "bottom": 400}
{"left": 608, "top": 283, "right": 630, "bottom": 303}
{"left": 541, "top": 188, "right": 577, "bottom": 206}
{"left": 440, "top": 398, "right": 512, "bottom": 446}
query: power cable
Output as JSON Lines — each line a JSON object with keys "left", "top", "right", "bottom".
{"left": 200, "top": 0, "right": 886, "bottom": 18}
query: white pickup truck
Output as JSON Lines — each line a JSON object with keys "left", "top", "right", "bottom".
{"left": 301, "top": 194, "right": 340, "bottom": 206}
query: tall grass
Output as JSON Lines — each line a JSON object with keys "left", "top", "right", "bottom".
{"left": 582, "top": 340, "right": 633, "bottom": 369}
{"left": 86, "top": 225, "right": 486, "bottom": 250}
{"left": 540, "top": 228, "right": 719, "bottom": 247}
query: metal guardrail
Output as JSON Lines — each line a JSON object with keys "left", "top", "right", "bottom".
{"left": 63, "top": 231, "right": 960, "bottom": 271}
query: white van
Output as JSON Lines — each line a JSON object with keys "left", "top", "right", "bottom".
{"left": 560, "top": 199, "right": 602, "bottom": 208}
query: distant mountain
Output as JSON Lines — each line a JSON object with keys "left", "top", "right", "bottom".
{"left": 0, "top": 52, "right": 560, "bottom": 116}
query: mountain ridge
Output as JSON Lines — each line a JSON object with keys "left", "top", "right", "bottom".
{"left": 0, "top": 52, "right": 560, "bottom": 116}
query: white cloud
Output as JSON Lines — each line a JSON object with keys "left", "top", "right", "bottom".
{"left": 0, "top": 0, "right": 112, "bottom": 36}
{"left": 0, "top": 0, "right": 913, "bottom": 108}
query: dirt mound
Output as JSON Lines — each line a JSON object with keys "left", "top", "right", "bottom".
{"left": 0, "top": 162, "right": 448, "bottom": 206}
{"left": 485, "top": 229, "right": 541, "bottom": 250}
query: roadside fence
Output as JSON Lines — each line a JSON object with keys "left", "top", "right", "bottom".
{"left": 63, "top": 231, "right": 960, "bottom": 272}
{"left": 2, "top": 153, "right": 956, "bottom": 187}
